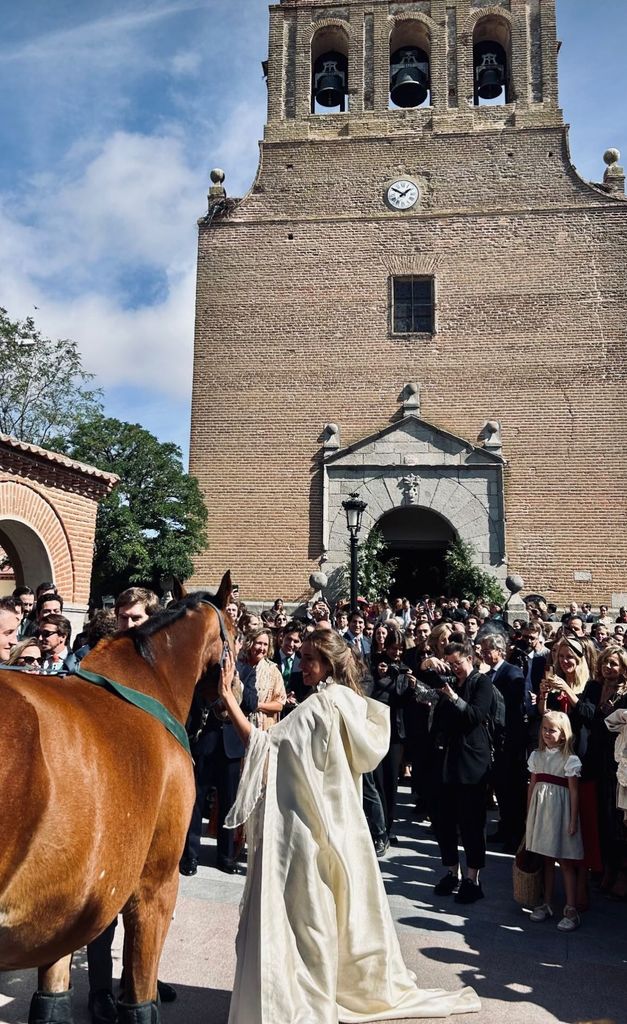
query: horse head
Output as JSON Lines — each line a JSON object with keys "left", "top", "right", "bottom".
{"left": 81, "top": 570, "right": 237, "bottom": 728}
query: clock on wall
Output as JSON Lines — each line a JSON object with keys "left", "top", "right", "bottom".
{"left": 385, "top": 179, "right": 419, "bottom": 210}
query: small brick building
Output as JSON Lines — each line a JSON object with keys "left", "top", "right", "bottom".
{"left": 0, "top": 434, "right": 118, "bottom": 630}
{"left": 190, "top": 0, "right": 626, "bottom": 606}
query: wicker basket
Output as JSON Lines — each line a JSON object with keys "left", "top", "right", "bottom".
{"left": 512, "top": 839, "right": 543, "bottom": 907}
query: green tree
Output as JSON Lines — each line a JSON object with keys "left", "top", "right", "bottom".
{"left": 339, "top": 527, "right": 398, "bottom": 602}
{"left": 0, "top": 307, "right": 102, "bottom": 446}
{"left": 62, "top": 415, "right": 208, "bottom": 599}
{"left": 443, "top": 538, "right": 505, "bottom": 605}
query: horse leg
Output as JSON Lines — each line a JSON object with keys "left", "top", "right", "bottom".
{"left": 117, "top": 872, "right": 178, "bottom": 1024}
{"left": 28, "top": 955, "right": 74, "bottom": 1023}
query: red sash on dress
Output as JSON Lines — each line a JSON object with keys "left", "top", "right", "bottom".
{"left": 535, "top": 772, "right": 568, "bottom": 788}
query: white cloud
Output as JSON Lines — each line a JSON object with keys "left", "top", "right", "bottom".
{"left": 1, "top": 130, "right": 204, "bottom": 399}
{"left": 1, "top": 3, "right": 209, "bottom": 64}
{"left": 170, "top": 50, "right": 202, "bottom": 77}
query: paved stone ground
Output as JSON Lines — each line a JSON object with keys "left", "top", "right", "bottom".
{"left": 2, "top": 788, "right": 626, "bottom": 1024}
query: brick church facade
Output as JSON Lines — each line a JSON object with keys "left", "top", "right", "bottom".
{"left": 190, "top": 0, "right": 626, "bottom": 605}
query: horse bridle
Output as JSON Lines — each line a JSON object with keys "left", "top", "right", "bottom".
{"left": 199, "top": 598, "right": 232, "bottom": 668}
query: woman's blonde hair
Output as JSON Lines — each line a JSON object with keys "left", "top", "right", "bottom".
{"left": 241, "top": 626, "right": 274, "bottom": 661}
{"left": 429, "top": 621, "right": 453, "bottom": 657}
{"left": 598, "top": 645, "right": 627, "bottom": 698}
{"left": 552, "top": 637, "right": 590, "bottom": 695}
{"left": 538, "top": 710, "right": 575, "bottom": 755}
{"left": 302, "top": 629, "right": 364, "bottom": 695}
{"left": 7, "top": 637, "right": 42, "bottom": 666}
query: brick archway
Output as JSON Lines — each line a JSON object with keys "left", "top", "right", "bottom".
{"left": 0, "top": 434, "right": 117, "bottom": 628}
{"left": 0, "top": 480, "right": 73, "bottom": 598}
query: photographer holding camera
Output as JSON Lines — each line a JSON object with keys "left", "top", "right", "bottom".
{"left": 419, "top": 639, "right": 493, "bottom": 904}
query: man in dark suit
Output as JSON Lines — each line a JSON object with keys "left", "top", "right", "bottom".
{"left": 273, "top": 619, "right": 306, "bottom": 709}
{"left": 344, "top": 611, "right": 371, "bottom": 658}
{"left": 430, "top": 640, "right": 493, "bottom": 903}
{"left": 481, "top": 633, "right": 526, "bottom": 851}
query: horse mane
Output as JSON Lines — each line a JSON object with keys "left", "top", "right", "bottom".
{"left": 127, "top": 592, "right": 218, "bottom": 666}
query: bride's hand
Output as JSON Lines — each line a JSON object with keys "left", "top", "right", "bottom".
{"left": 218, "top": 650, "right": 236, "bottom": 701}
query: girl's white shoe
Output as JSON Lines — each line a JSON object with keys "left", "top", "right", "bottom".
{"left": 557, "top": 905, "right": 581, "bottom": 931}
{"left": 529, "top": 903, "right": 553, "bottom": 922}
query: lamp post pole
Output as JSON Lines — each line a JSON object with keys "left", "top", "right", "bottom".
{"left": 349, "top": 530, "right": 359, "bottom": 614}
{"left": 342, "top": 492, "right": 368, "bottom": 614}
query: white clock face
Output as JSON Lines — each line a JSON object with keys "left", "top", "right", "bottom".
{"left": 386, "top": 179, "right": 419, "bottom": 210}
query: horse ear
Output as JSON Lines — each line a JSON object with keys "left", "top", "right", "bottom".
{"left": 214, "top": 570, "right": 233, "bottom": 610}
{"left": 171, "top": 578, "right": 187, "bottom": 602}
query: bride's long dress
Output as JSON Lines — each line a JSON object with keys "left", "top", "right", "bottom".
{"left": 225, "top": 682, "right": 480, "bottom": 1024}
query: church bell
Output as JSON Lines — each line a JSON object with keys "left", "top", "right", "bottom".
{"left": 474, "top": 41, "right": 507, "bottom": 100}
{"left": 390, "top": 47, "right": 429, "bottom": 108}
{"left": 313, "top": 51, "right": 348, "bottom": 108}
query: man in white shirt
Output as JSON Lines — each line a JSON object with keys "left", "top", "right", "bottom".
{"left": 0, "top": 598, "right": 19, "bottom": 663}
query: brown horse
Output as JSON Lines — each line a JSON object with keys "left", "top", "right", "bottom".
{"left": 0, "top": 571, "right": 234, "bottom": 1024}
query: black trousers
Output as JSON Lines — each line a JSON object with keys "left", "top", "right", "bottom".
{"left": 434, "top": 780, "right": 488, "bottom": 870}
{"left": 373, "top": 741, "right": 404, "bottom": 836}
{"left": 492, "top": 745, "right": 527, "bottom": 845}
{"left": 363, "top": 770, "right": 387, "bottom": 840}
{"left": 182, "top": 727, "right": 240, "bottom": 865}
{"left": 87, "top": 918, "right": 118, "bottom": 993}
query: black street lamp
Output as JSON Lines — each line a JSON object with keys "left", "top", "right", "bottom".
{"left": 342, "top": 492, "right": 368, "bottom": 613}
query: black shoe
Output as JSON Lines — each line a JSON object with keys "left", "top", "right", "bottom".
{"left": 217, "top": 857, "right": 242, "bottom": 874}
{"left": 157, "top": 981, "right": 177, "bottom": 1003}
{"left": 179, "top": 856, "right": 198, "bottom": 876}
{"left": 374, "top": 836, "right": 389, "bottom": 858}
{"left": 454, "top": 878, "right": 485, "bottom": 904}
{"left": 88, "top": 989, "right": 118, "bottom": 1024}
{"left": 388, "top": 833, "right": 399, "bottom": 846}
{"left": 434, "top": 871, "right": 459, "bottom": 895}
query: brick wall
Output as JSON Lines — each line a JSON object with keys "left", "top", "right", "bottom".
{"left": 189, "top": 0, "right": 627, "bottom": 604}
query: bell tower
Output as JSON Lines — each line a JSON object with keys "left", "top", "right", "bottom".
{"left": 190, "top": 0, "right": 627, "bottom": 607}
{"left": 264, "top": 0, "right": 561, "bottom": 140}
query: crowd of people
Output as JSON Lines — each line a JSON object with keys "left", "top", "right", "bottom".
{"left": 191, "top": 590, "right": 627, "bottom": 932}
{"left": 2, "top": 580, "right": 627, "bottom": 1021}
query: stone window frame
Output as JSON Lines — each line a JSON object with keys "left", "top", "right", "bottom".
{"left": 389, "top": 273, "right": 436, "bottom": 337}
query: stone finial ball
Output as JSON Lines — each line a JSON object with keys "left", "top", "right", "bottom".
{"left": 603, "top": 149, "right": 620, "bottom": 166}
{"left": 326, "top": 423, "right": 339, "bottom": 435}
{"left": 309, "top": 571, "right": 328, "bottom": 590}
{"left": 505, "top": 574, "right": 525, "bottom": 594}
{"left": 406, "top": 382, "right": 418, "bottom": 395}
{"left": 210, "top": 168, "right": 226, "bottom": 183}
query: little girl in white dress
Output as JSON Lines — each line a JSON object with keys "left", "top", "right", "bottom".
{"left": 526, "top": 710, "right": 584, "bottom": 931}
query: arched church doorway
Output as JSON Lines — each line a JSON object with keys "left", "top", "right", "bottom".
{"left": 376, "top": 506, "right": 456, "bottom": 600}
{"left": 0, "top": 518, "right": 54, "bottom": 590}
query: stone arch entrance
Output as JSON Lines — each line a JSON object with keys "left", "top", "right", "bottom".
{"left": 321, "top": 412, "right": 507, "bottom": 600}
{"left": 376, "top": 506, "right": 457, "bottom": 599}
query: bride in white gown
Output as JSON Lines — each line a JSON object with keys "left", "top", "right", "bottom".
{"left": 219, "top": 628, "right": 480, "bottom": 1024}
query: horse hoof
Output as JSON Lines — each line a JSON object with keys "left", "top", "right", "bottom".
{"left": 28, "top": 989, "right": 73, "bottom": 1024}
{"left": 116, "top": 1001, "right": 159, "bottom": 1024}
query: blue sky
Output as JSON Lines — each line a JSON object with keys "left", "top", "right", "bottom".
{"left": 1, "top": 0, "right": 625, "bottom": 463}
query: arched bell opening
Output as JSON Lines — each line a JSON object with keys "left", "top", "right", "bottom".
{"left": 311, "top": 27, "right": 349, "bottom": 114}
{"left": 375, "top": 506, "right": 457, "bottom": 600}
{"left": 389, "top": 21, "right": 431, "bottom": 110}
{"left": 472, "top": 16, "right": 511, "bottom": 106}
